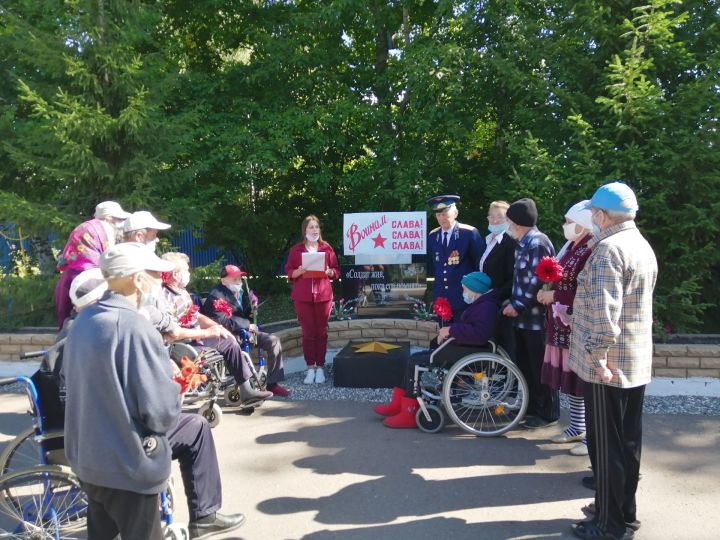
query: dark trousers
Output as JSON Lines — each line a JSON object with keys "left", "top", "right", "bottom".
{"left": 202, "top": 335, "right": 254, "bottom": 382}
{"left": 170, "top": 413, "right": 222, "bottom": 520}
{"left": 294, "top": 300, "right": 333, "bottom": 367}
{"left": 256, "top": 331, "right": 285, "bottom": 385}
{"left": 81, "top": 481, "right": 163, "bottom": 540}
{"left": 586, "top": 382, "right": 645, "bottom": 536}
{"left": 514, "top": 327, "right": 559, "bottom": 421}
{"left": 403, "top": 338, "right": 484, "bottom": 396}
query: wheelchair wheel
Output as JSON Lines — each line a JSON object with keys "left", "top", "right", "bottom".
{"left": 223, "top": 385, "right": 241, "bottom": 405}
{"left": 0, "top": 427, "right": 39, "bottom": 476}
{"left": 197, "top": 402, "right": 222, "bottom": 428}
{"left": 164, "top": 523, "right": 190, "bottom": 539}
{"left": 416, "top": 404, "right": 446, "bottom": 434}
{"left": 0, "top": 464, "right": 87, "bottom": 538}
{"left": 442, "top": 353, "right": 528, "bottom": 437}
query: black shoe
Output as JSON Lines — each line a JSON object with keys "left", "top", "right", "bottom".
{"left": 581, "top": 475, "right": 596, "bottom": 490}
{"left": 189, "top": 512, "right": 246, "bottom": 539}
{"left": 523, "top": 416, "right": 559, "bottom": 429}
{"left": 581, "top": 503, "right": 641, "bottom": 531}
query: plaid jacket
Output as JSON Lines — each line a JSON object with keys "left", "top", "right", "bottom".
{"left": 568, "top": 221, "right": 657, "bottom": 387}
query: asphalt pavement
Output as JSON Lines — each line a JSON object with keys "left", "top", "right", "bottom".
{"left": 1, "top": 394, "right": 718, "bottom": 540}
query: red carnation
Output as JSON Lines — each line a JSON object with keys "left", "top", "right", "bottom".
{"left": 161, "top": 271, "right": 173, "bottom": 284}
{"left": 213, "top": 298, "right": 233, "bottom": 318}
{"left": 432, "top": 297, "right": 453, "bottom": 322}
{"left": 179, "top": 304, "right": 199, "bottom": 327}
{"left": 535, "top": 256, "right": 564, "bottom": 291}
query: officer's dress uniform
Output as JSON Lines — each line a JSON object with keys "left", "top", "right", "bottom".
{"left": 427, "top": 222, "right": 485, "bottom": 320}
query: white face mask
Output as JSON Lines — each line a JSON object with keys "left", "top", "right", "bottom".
{"left": 179, "top": 270, "right": 191, "bottom": 288}
{"left": 563, "top": 222, "right": 583, "bottom": 241}
{"left": 591, "top": 211, "right": 604, "bottom": 236}
{"left": 305, "top": 232, "right": 320, "bottom": 243}
{"left": 146, "top": 238, "right": 159, "bottom": 253}
{"left": 227, "top": 282, "right": 243, "bottom": 294}
{"left": 462, "top": 292, "right": 476, "bottom": 304}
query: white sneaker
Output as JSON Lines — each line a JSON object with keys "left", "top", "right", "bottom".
{"left": 570, "top": 441, "right": 589, "bottom": 456}
{"left": 315, "top": 368, "right": 326, "bottom": 384}
{"left": 303, "top": 368, "right": 316, "bottom": 384}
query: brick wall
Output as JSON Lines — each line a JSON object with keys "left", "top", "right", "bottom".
{"left": 652, "top": 344, "right": 720, "bottom": 378}
{"left": 2, "top": 329, "right": 720, "bottom": 379}
{"left": 0, "top": 333, "right": 56, "bottom": 361}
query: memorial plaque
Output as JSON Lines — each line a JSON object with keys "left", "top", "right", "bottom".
{"left": 339, "top": 263, "right": 427, "bottom": 319}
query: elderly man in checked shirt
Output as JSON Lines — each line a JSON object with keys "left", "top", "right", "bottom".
{"left": 502, "top": 197, "right": 560, "bottom": 429}
{"left": 568, "top": 182, "right": 657, "bottom": 540}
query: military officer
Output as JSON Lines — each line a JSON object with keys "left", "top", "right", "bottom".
{"left": 427, "top": 195, "right": 485, "bottom": 320}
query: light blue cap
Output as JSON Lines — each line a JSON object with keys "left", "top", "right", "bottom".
{"left": 585, "top": 182, "right": 638, "bottom": 213}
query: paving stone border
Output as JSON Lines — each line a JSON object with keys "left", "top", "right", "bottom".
{"left": 2, "top": 326, "right": 719, "bottom": 379}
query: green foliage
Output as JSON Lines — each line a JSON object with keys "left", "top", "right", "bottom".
{"left": 0, "top": 0, "right": 718, "bottom": 332}
{"left": 0, "top": 275, "right": 56, "bottom": 331}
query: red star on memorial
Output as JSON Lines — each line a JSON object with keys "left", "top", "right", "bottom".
{"left": 372, "top": 233, "right": 386, "bottom": 248}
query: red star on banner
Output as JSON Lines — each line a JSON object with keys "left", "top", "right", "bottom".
{"left": 372, "top": 233, "right": 386, "bottom": 248}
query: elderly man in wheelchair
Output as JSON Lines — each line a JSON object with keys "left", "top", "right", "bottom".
{"left": 200, "top": 264, "right": 289, "bottom": 397}
{"left": 373, "top": 271, "right": 529, "bottom": 436}
{"left": 158, "top": 252, "right": 273, "bottom": 410}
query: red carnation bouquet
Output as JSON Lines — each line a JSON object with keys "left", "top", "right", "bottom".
{"left": 213, "top": 298, "right": 233, "bottom": 318}
{"left": 432, "top": 297, "right": 453, "bottom": 324}
{"left": 179, "top": 304, "right": 199, "bottom": 327}
{"left": 535, "top": 256, "right": 564, "bottom": 291}
{"left": 173, "top": 356, "right": 207, "bottom": 394}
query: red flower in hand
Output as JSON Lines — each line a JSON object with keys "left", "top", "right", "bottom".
{"left": 161, "top": 271, "right": 173, "bottom": 284}
{"left": 213, "top": 298, "right": 233, "bottom": 318}
{"left": 432, "top": 297, "right": 453, "bottom": 322}
{"left": 173, "top": 356, "right": 207, "bottom": 394}
{"left": 536, "top": 256, "right": 564, "bottom": 284}
{"left": 179, "top": 304, "right": 199, "bottom": 327}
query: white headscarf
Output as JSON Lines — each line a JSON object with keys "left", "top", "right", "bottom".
{"left": 557, "top": 200, "right": 593, "bottom": 260}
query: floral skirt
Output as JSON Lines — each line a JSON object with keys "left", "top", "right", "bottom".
{"left": 540, "top": 345, "right": 584, "bottom": 398}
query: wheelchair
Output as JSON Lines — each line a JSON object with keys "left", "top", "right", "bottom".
{"left": 220, "top": 328, "right": 268, "bottom": 408}
{"left": 169, "top": 328, "right": 268, "bottom": 427}
{"left": 0, "top": 359, "right": 188, "bottom": 539}
{"left": 412, "top": 338, "right": 529, "bottom": 437}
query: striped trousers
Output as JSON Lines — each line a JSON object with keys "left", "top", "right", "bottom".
{"left": 585, "top": 382, "right": 645, "bottom": 537}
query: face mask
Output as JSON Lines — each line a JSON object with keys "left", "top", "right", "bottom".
{"left": 488, "top": 223, "right": 509, "bottom": 235}
{"left": 227, "top": 282, "right": 243, "bottom": 295}
{"left": 462, "top": 292, "right": 476, "bottom": 304}
{"left": 179, "top": 270, "right": 191, "bottom": 288}
{"left": 136, "top": 273, "right": 161, "bottom": 309}
{"left": 563, "top": 222, "right": 582, "bottom": 241}
{"left": 305, "top": 232, "right": 320, "bottom": 242}
{"left": 146, "top": 238, "right": 159, "bottom": 253}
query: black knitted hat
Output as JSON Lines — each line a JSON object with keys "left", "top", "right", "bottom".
{"left": 506, "top": 198, "right": 538, "bottom": 227}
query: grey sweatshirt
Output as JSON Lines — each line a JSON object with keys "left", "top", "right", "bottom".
{"left": 63, "top": 291, "right": 181, "bottom": 494}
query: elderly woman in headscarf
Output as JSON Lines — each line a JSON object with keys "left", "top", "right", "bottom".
{"left": 54, "top": 201, "right": 130, "bottom": 328}
{"left": 536, "top": 200, "right": 594, "bottom": 455}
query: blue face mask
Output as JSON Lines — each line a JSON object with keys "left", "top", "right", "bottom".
{"left": 462, "top": 292, "right": 476, "bottom": 304}
{"left": 488, "top": 222, "right": 509, "bottom": 235}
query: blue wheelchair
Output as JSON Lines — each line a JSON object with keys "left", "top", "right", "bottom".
{"left": 0, "top": 351, "right": 188, "bottom": 539}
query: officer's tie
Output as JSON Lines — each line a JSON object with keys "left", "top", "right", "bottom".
{"left": 443, "top": 231, "right": 448, "bottom": 249}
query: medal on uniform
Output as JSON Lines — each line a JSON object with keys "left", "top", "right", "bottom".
{"left": 448, "top": 250, "right": 459, "bottom": 265}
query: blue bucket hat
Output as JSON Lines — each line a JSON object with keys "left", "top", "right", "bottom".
{"left": 585, "top": 182, "right": 639, "bottom": 213}
{"left": 461, "top": 271, "right": 492, "bottom": 295}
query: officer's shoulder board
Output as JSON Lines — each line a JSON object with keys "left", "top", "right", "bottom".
{"left": 429, "top": 226, "right": 441, "bottom": 235}
{"left": 458, "top": 223, "right": 478, "bottom": 231}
